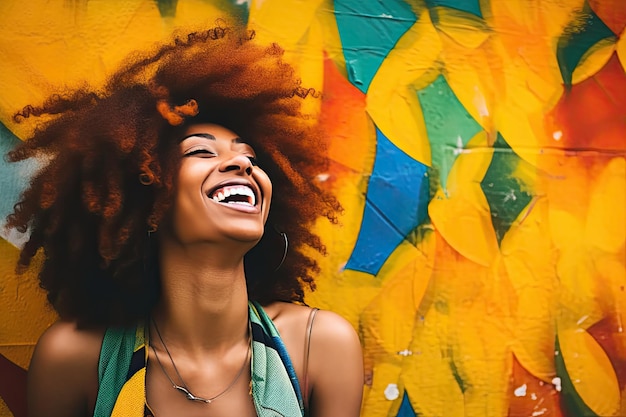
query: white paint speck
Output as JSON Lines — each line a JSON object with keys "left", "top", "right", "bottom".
{"left": 553, "top": 131, "right": 563, "bottom": 141}
{"left": 532, "top": 408, "right": 548, "bottom": 416}
{"left": 384, "top": 384, "right": 400, "bottom": 401}
{"left": 576, "top": 315, "right": 589, "bottom": 326}
{"left": 514, "top": 384, "right": 527, "bottom": 397}
{"left": 552, "top": 377, "right": 561, "bottom": 392}
{"left": 453, "top": 136, "right": 465, "bottom": 155}
{"left": 503, "top": 189, "right": 517, "bottom": 203}
{"left": 316, "top": 173, "right": 330, "bottom": 182}
{"left": 531, "top": 393, "right": 537, "bottom": 400}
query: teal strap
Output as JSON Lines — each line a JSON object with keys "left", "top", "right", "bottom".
{"left": 249, "top": 301, "right": 305, "bottom": 417}
{"left": 93, "top": 326, "right": 137, "bottom": 417}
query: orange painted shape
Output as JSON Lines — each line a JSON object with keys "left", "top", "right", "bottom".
{"left": 594, "top": 54, "right": 626, "bottom": 111}
{"left": 588, "top": 0, "right": 626, "bottom": 36}
{"left": 319, "top": 55, "right": 372, "bottom": 177}
{"left": 546, "top": 54, "right": 626, "bottom": 152}
{"left": 508, "top": 356, "right": 563, "bottom": 417}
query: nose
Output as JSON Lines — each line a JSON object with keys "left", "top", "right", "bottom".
{"left": 219, "top": 152, "right": 253, "bottom": 176}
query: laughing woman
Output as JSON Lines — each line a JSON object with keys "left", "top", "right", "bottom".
{"left": 7, "top": 25, "right": 363, "bottom": 417}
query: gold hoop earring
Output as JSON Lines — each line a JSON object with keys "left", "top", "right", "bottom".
{"left": 274, "top": 229, "right": 288, "bottom": 272}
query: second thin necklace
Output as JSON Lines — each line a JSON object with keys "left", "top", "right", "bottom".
{"left": 150, "top": 318, "right": 252, "bottom": 404}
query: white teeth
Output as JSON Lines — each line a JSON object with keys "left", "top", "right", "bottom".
{"left": 210, "top": 185, "right": 256, "bottom": 206}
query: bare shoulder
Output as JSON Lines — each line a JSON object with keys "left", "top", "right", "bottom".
{"left": 262, "top": 301, "right": 360, "bottom": 354}
{"left": 28, "top": 321, "right": 104, "bottom": 417}
{"left": 31, "top": 320, "right": 104, "bottom": 377}
{"left": 262, "top": 302, "right": 358, "bottom": 345}
{"left": 307, "top": 308, "right": 363, "bottom": 417}
{"left": 35, "top": 320, "right": 103, "bottom": 358}
{"left": 262, "top": 300, "right": 313, "bottom": 325}
{"left": 309, "top": 308, "right": 360, "bottom": 346}
{"left": 263, "top": 301, "right": 354, "bottom": 330}
{"left": 263, "top": 302, "right": 363, "bottom": 417}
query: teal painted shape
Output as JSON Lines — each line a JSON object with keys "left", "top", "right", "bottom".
{"left": 396, "top": 391, "right": 416, "bottom": 417}
{"left": 555, "top": 335, "right": 599, "bottom": 416}
{"left": 479, "top": 134, "right": 533, "bottom": 245}
{"left": 0, "top": 123, "right": 40, "bottom": 246}
{"left": 417, "top": 75, "right": 482, "bottom": 190}
{"left": 424, "top": 0, "right": 482, "bottom": 18}
{"left": 154, "top": 0, "right": 178, "bottom": 17}
{"left": 557, "top": 1, "right": 616, "bottom": 86}
{"left": 216, "top": 0, "right": 250, "bottom": 23}
{"left": 154, "top": 0, "right": 249, "bottom": 22}
{"left": 335, "top": 0, "right": 416, "bottom": 93}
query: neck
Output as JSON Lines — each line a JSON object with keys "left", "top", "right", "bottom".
{"left": 152, "top": 238, "right": 251, "bottom": 357}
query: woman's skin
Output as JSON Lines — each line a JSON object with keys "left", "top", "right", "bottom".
{"left": 27, "top": 124, "right": 364, "bottom": 417}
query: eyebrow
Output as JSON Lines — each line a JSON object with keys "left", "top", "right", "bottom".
{"left": 180, "top": 133, "right": 215, "bottom": 142}
{"left": 180, "top": 133, "right": 246, "bottom": 144}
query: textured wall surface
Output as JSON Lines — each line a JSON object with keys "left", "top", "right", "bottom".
{"left": 0, "top": 1, "right": 625, "bottom": 416}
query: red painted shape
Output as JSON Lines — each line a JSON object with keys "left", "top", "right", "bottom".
{"left": 587, "top": 316, "right": 626, "bottom": 392}
{"left": 0, "top": 353, "right": 27, "bottom": 417}
{"left": 508, "top": 356, "right": 564, "bottom": 417}
{"left": 588, "top": 0, "right": 626, "bottom": 35}
{"left": 547, "top": 53, "right": 626, "bottom": 152}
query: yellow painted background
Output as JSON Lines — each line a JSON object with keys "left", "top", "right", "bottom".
{"left": 0, "top": 1, "right": 625, "bottom": 416}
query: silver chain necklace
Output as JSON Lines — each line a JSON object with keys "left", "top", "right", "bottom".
{"left": 150, "top": 317, "right": 252, "bottom": 404}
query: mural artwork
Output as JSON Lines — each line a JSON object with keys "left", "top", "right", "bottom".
{"left": 0, "top": 0, "right": 624, "bottom": 416}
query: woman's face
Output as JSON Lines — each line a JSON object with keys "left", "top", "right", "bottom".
{"left": 165, "top": 123, "right": 272, "bottom": 247}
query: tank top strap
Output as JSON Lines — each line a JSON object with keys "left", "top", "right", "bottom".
{"left": 249, "top": 301, "right": 306, "bottom": 417}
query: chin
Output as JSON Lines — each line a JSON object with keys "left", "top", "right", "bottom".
{"left": 228, "top": 228, "right": 265, "bottom": 245}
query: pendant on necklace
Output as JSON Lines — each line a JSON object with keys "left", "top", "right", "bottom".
{"left": 173, "top": 385, "right": 212, "bottom": 403}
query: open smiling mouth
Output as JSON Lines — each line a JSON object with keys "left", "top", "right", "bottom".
{"left": 208, "top": 184, "right": 257, "bottom": 207}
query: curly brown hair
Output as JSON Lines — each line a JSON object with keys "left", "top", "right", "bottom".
{"left": 6, "top": 25, "right": 340, "bottom": 327}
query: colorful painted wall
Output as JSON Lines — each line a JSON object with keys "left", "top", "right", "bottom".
{"left": 0, "top": 1, "right": 624, "bottom": 416}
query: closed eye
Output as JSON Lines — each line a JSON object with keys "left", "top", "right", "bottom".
{"left": 184, "top": 149, "right": 215, "bottom": 157}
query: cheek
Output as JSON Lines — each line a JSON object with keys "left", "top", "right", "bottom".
{"left": 260, "top": 175, "right": 273, "bottom": 220}
{"left": 173, "top": 179, "right": 198, "bottom": 214}
{"left": 170, "top": 174, "right": 208, "bottom": 229}
{"left": 174, "top": 164, "right": 209, "bottom": 208}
